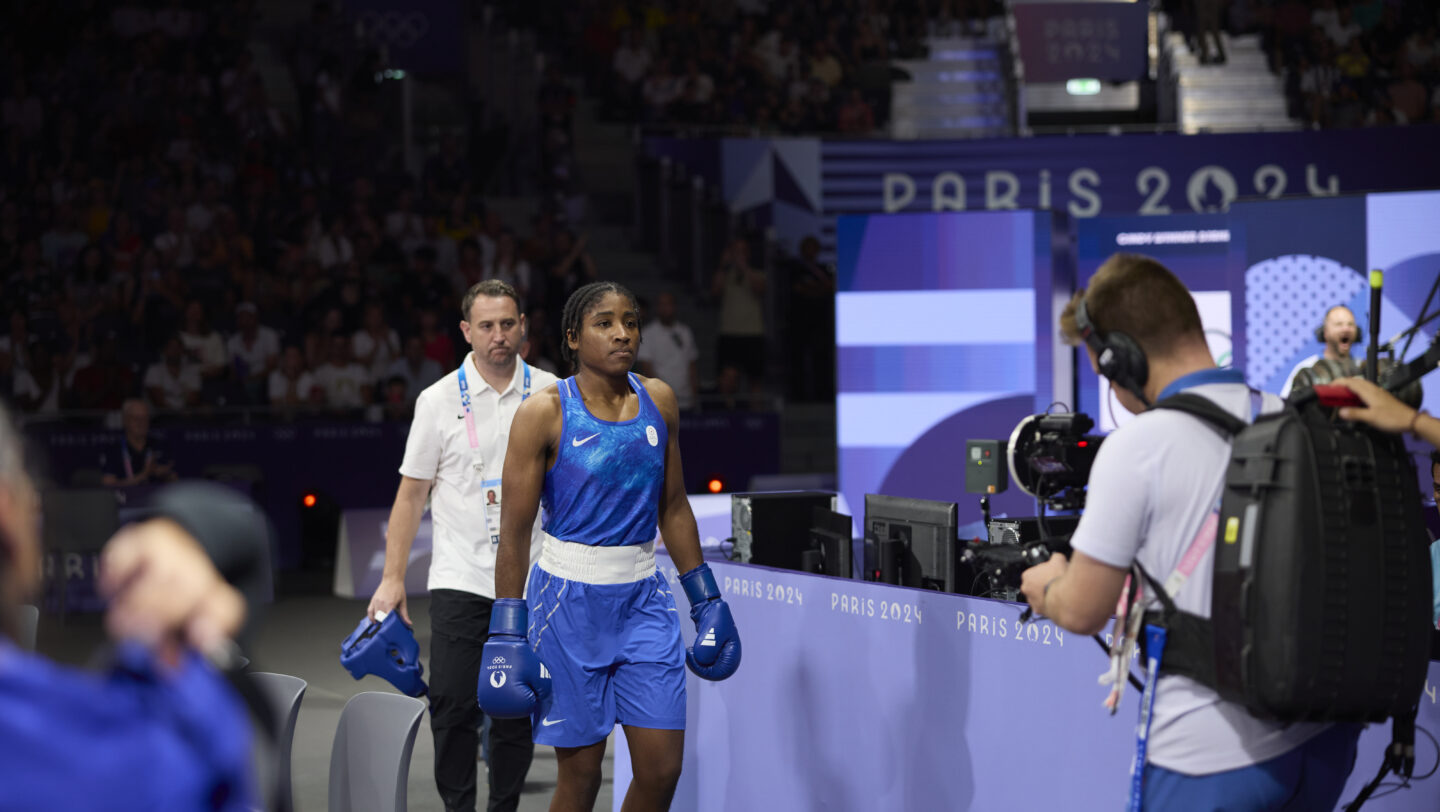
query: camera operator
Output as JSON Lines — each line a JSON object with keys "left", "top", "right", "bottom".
{"left": 0, "top": 403, "right": 262, "bottom": 809}
{"left": 1280, "top": 304, "right": 1362, "bottom": 398}
{"left": 1328, "top": 376, "right": 1440, "bottom": 628}
{"left": 1019, "top": 254, "right": 1360, "bottom": 810}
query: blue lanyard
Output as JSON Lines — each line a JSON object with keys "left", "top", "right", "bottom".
{"left": 121, "top": 440, "right": 151, "bottom": 480}
{"left": 458, "top": 359, "right": 531, "bottom": 451}
{"left": 1155, "top": 368, "right": 1245, "bottom": 402}
{"left": 1129, "top": 624, "right": 1168, "bottom": 812}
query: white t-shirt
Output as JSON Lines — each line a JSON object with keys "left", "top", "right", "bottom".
{"left": 385, "top": 357, "right": 443, "bottom": 400}
{"left": 353, "top": 328, "right": 401, "bottom": 382}
{"left": 268, "top": 370, "right": 317, "bottom": 404}
{"left": 1070, "top": 381, "right": 1329, "bottom": 775}
{"left": 314, "top": 362, "right": 371, "bottom": 408}
{"left": 614, "top": 47, "right": 651, "bottom": 85}
{"left": 180, "top": 329, "right": 227, "bottom": 371}
{"left": 637, "top": 320, "right": 699, "bottom": 410}
{"left": 12, "top": 370, "right": 60, "bottom": 413}
{"left": 485, "top": 260, "right": 531, "bottom": 296}
{"left": 399, "top": 355, "right": 560, "bottom": 597}
{"left": 143, "top": 362, "right": 201, "bottom": 408}
{"left": 227, "top": 328, "right": 280, "bottom": 376}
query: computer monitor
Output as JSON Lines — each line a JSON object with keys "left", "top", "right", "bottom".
{"left": 864, "top": 494, "right": 960, "bottom": 592}
{"left": 803, "top": 507, "right": 854, "bottom": 579}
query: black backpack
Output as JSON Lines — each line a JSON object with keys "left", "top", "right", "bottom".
{"left": 1143, "top": 392, "right": 1432, "bottom": 806}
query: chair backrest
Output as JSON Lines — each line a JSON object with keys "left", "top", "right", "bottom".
{"left": 328, "top": 692, "right": 426, "bottom": 812}
{"left": 250, "top": 672, "right": 307, "bottom": 812}
{"left": 41, "top": 488, "right": 119, "bottom": 553}
{"left": 16, "top": 604, "right": 38, "bottom": 652}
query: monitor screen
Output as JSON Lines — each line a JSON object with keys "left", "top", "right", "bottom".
{"left": 864, "top": 494, "right": 960, "bottom": 592}
{"left": 806, "top": 507, "right": 854, "bottom": 580}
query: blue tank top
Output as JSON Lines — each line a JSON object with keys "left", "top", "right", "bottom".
{"left": 542, "top": 373, "right": 668, "bottom": 547}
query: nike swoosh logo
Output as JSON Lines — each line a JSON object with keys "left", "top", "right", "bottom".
{"left": 571, "top": 433, "right": 600, "bottom": 447}
{"left": 541, "top": 718, "right": 566, "bottom": 727}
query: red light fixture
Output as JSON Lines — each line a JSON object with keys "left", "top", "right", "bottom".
{"left": 303, "top": 493, "right": 318, "bottom": 508}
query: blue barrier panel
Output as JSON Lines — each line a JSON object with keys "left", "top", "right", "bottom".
{"left": 612, "top": 554, "right": 1440, "bottom": 811}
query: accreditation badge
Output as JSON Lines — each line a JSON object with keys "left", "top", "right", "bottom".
{"left": 482, "top": 477, "right": 503, "bottom": 545}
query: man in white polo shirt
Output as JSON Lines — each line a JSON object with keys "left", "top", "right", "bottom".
{"left": 368, "top": 279, "right": 558, "bottom": 812}
{"left": 1019, "top": 254, "right": 1360, "bottom": 810}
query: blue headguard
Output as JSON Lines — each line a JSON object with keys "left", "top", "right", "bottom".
{"left": 340, "top": 612, "right": 428, "bottom": 697}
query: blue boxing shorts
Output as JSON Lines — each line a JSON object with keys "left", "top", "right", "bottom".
{"left": 526, "top": 539, "right": 687, "bottom": 748}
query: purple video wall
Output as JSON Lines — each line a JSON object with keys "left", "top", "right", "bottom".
{"left": 834, "top": 210, "right": 1071, "bottom": 531}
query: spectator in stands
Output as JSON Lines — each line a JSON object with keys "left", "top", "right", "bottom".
{"left": 1194, "top": 0, "right": 1226, "bottom": 64}
{"left": 544, "top": 230, "right": 597, "bottom": 323}
{"left": 1388, "top": 62, "right": 1429, "bottom": 122}
{"left": 837, "top": 89, "right": 876, "bottom": 133}
{"left": 302, "top": 305, "right": 342, "bottom": 369}
{"left": 312, "top": 214, "right": 354, "bottom": 271}
{"left": 153, "top": 206, "right": 196, "bottom": 270}
{"left": 186, "top": 178, "right": 223, "bottom": 235}
{"left": 441, "top": 194, "right": 482, "bottom": 243}
{"left": 384, "top": 187, "right": 427, "bottom": 259}
{"left": 353, "top": 301, "right": 401, "bottom": 384}
{"left": 12, "top": 343, "right": 62, "bottom": 414}
{"left": 11, "top": 241, "right": 60, "bottom": 339}
{"left": 68, "top": 244, "right": 114, "bottom": 327}
{"left": 401, "top": 245, "right": 452, "bottom": 317}
{"left": 612, "top": 28, "right": 651, "bottom": 114}
{"left": 418, "top": 308, "right": 456, "bottom": 367}
{"left": 486, "top": 230, "right": 533, "bottom": 305}
{"left": 42, "top": 204, "right": 88, "bottom": 274}
{"left": 145, "top": 335, "right": 202, "bottom": 411}
{"left": 809, "top": 41, "right": 844, "bottom": 88}
{"left": 67, "top": 332, "right": 133, "bottom": 411}
{"left": 423, "top": 132, "right": 471, "bottom": 202}
{"left": 1300, "top": 48, "right": 1341, "bottom": 126}
{"left": 268, "top": 344, "right": 320, "bottom": 409}
{"left": 380, "top": 375, "right": 411, "bottom": 422}
{"left": 100, "top": 398, "right": 178, "bottom": 487}
{"left": 456, "top": 238, "right": 486, "bottom": 289}
{"left": 523, "top": 305, "right": 561, "bottom": 374}
{"left": 1, "top": 78, "right": 44, "bottom": 143}
{"left": 637, "top": 291, "right": 700, "bottom": 413}
{"left": 785, "top": 236, "right": 836, "bottom": 402}
{"left": 711, "top": 236, "right": 768, "bottom": 405}
{"left": 642, "top": 59, "right": 681, "bottom": 121}
{"left": 314, "top": 333, "right": 370, "bottom": 410}
{"left": 227, "top": 302, "right": 279, "bottom": 402}
{"left": 0, "top": 312, "right": 29, "bottom": 375}
{"left": 386, "top": 336, "right": 443, "bottom": 404}
{"left": 105, "top": 210, "right": 144, "bottom": 277}
{"left": 178, "top": 300, "right": 229, "bottom": 388}
{"left": 1336, "top": 37, "right": 1371, "bottom": 81}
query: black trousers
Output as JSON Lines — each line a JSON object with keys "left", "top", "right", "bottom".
{"left": 429, "top": 589, "right": 535, "bottom": 812}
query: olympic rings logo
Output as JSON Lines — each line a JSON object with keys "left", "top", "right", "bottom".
{"left": 357, "top": 10, "right": 429, "bottom": 49}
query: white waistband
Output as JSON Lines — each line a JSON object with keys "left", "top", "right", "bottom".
{"left": 538, "top": 538, "right": 657, "bottom": 585}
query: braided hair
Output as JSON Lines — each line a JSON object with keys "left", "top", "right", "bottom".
{"left": 560, "top": 281, "right": 639, "bottom": 372}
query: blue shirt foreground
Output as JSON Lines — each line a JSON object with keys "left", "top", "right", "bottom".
{"left": 0, "top": 640, "right": 255, "bottom": 811}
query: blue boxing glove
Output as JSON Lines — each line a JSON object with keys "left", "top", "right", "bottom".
{"left": 477, "top": 599, "right": 551, "bottom": 719}
{"left": 679, "top": 563, "right": 741, "bottom": 681}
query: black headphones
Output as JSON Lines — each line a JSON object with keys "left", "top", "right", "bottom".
{"left": 1075, "top": 295, "right": 1151, "bottom": 407}
{"left": 1314, "top": 307, "right": 1363, "bottom": 344}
